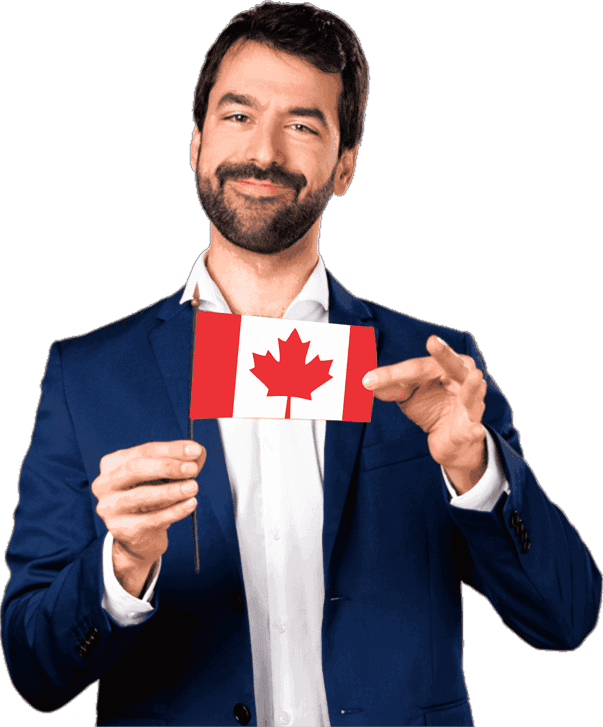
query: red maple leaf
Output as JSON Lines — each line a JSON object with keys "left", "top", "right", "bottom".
{"left": 250, "top": 328, "right": 333, "bottom": 419}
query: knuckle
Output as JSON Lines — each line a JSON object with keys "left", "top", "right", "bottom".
{"left": 134, "top": 483, "right": 170, "bottom": 513}
{"left": 136, "top": 443, "right": 151, "bottom": 457}
{"left": 142, "top": 441, "right": 172, "bottom": 459}
{"left": 128, "top": 459, "right": 158, "bottom": 482}
{"left": 115, "top": 518, "right": 139, "bottom": 541}
{"left": 92, "top": 474, "right": 111, "bottom": 498}
{"left": 169, "top": 460, "right": 185, "bottom": 477}
{"left": 143, "top": 484, "right": 171, "bottom": 510}
{"left": 140, "top": 442, "right": 160, "bottom": 459}
{"left": 138, "top": 484, "right": 156, "bottom": 505}
{"left": 100, "top": 449, "right": 123, "bottom": 472}
{"left": 154, "top": 442, "right": 171, "bottom": 457}
{"left": 379, "top": 367, "right": 395, "bottom": 385}
{"left": 128, "top": 488, "right": 147, "bottom": 512}
{"left": 119, "top": 527, "right": 136, "bottom": 544}
{"left": 147, "top": 510, "right": 169, "bottom": 532}
{"left": 96, "top": 492, "right": 117, "bottom": 519}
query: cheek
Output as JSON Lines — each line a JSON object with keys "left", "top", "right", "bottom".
{"left": 198, "top": 132, "right": 243, "bottom": 182}
{"left": 303, "top": 162, "right": 334, "bottom": 196}
{"left": 196, "top": 147, "right": 219, "bottom": 185}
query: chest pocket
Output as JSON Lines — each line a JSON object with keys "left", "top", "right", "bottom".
{"left": 359, "top": 426, "right": 431, "bottom": 471}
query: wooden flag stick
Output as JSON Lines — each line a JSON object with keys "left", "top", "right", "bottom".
{"left": 189, "top": 283, "right": 201, "bottom": 574}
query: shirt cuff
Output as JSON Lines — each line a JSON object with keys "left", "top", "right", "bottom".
{"left": 442, "top": 429, "right": 511, "bottom": 511}
{"left": 101, "top": 531, "right": 160, "bottom": 627}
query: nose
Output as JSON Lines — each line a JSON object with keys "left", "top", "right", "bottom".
{"left": 242, "top": 118, "right": 286, "bottom": 170}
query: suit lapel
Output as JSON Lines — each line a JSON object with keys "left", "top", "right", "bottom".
{"left": 148, "top": 293, "right": 244, "bottom": 586}
{"left": 323, "top": 272, "right": 379, "bottom": 589}
{"left": 148, "top": 295, "right": 191, "bottom": 440}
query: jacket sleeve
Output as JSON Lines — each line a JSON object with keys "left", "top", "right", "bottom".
{"left": 1, "top": 342, "right": 155, "bottom": 711}
{"left": 446, "top": 332, "right": 601, "bottom": 650}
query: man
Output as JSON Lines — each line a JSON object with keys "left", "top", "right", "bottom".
{"left": 2, "top": 3, "right": 600, "bottom": 726}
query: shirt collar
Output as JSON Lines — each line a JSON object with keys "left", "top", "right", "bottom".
{"left": 180, "top": 249, "right": 330, "bottom": 317}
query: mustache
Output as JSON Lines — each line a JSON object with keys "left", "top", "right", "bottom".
{"left": 216, "top": 163, "right": 307, "bottom": 195}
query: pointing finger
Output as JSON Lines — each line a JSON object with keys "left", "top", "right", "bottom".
{"left": 362, "top": 357, "right": 438, "bottom": 400}
{"left": 426, "top": 336, "right": 470, "bottom": 384}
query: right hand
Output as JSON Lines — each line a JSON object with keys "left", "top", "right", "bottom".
{"left": 92, "top": 440, "right": 206, "bottom": 597}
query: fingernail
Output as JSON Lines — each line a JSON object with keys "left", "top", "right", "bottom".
{"left": 185, "top": 443, "right": 202, "bottom": 456}
{"left": 181, "top": 481, "right": 197, "bottom": 494}
{"left": 182, "top": 462, "right": 197, "bottom": 475}
{"left": 362, "top": 373, "right": 376, "bottom": 387}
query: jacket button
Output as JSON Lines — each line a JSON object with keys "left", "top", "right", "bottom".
{"left": 76, "top": 643, "right": 89, "bottom": 659}
{"left": 234, "top": 703, "right": 251, "bottom": 725}
{"left": 520, "top": 530, "right": 529, "bottom": 544}
{"left": 521, "top": 538, "right": 531, "bottom": 554}
{"left": 85, "top": 628, "right": 100, "bottom": 647}
{"left": 514, "top": 522, "right": 525, "bottom": 536}
{"left": 510, "top": 511, "right": 520, "bottom": 528}
{"left": 229, "top": 591, "right": 244, "bottom": 614}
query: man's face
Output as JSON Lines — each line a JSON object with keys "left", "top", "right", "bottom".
{"left": 194, "top": 40, "right": 345, "bottom": 255}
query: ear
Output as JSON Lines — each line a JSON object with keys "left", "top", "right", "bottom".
{"left": 190, "top": 125, "right": 201, "bottom": 171}
{"left": 333, "top": 144, "right": 359, "bottom": 197}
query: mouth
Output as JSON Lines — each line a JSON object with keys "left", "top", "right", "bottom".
{"left": 228, "top": 178, "right": 292, "bottom": 197}
{"left": 238, "top": 179, "right": 276, "bottom": 191}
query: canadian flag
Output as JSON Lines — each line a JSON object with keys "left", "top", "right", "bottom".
{"left": 190, "top": 311, "right": 376, "bottom": 421}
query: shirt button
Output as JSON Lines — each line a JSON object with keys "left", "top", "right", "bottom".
{"left": 272, "top": 528, "right": 281, "bottom": 540}
{"left": 278, "top": 711, "right": 291, "bottom": 725}
{"left": 275, "top": 620, "right": 287, "bottom": 633}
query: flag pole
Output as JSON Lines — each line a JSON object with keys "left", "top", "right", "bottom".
{"left": 189, "top": 283, "right": 201, "bottom": 574}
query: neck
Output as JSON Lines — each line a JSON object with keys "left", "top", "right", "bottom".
{"left": 204, "top": 220, "right": 321, "bottom": 318}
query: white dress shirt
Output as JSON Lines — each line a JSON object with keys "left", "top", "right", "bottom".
{"left": 101, "top": 251, "right": 510, "bottom": 726}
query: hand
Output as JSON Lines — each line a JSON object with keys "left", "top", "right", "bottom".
{"left": 92, "top": 440, "right": 206, "bottom": 597}
{"left": 362, "top": 335, "right": 487, "bottom": 494}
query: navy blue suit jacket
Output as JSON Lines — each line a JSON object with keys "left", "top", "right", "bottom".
{"left": 3, "top": 271, "right": 601, "bottom": 726}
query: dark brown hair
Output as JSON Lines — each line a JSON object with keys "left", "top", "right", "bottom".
{"left": 193, "top": 2, "right": 369, "bottom": 159}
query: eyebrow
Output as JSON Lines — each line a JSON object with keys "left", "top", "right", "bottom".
{"left": 217, "top": 92, "right": 328, "bottom": 130}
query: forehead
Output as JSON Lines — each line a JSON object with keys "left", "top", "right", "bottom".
{"left": 209, "top": 40, "right": 342, "bottom": 120}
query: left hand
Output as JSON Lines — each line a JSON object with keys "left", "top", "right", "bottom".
{"left": 362, "top": 335, "right": 488, "bottom": 494}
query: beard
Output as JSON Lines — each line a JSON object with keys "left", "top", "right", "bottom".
{"left": 195, "top": 159, "right": 338, "bottom": 255}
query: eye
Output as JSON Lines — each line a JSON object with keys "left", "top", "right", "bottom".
{"left": 291, "top": 123, "right": 318, "bottom": 135}
{"left": 225, "top": 113, "right": 249, "bottom": 124}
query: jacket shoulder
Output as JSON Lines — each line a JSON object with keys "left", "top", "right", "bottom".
{"left": 56, "top": 288, "right": 184, "bottom": 356}
{"left": 326, "top": 270, "right": 472, "bottom": 358}
{"left": 360, "top": 296, "right": 473, "bottom": 361}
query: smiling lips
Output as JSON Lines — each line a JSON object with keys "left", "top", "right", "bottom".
{"left": 232, "top": 178, "right": 285, "bottom": 196}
